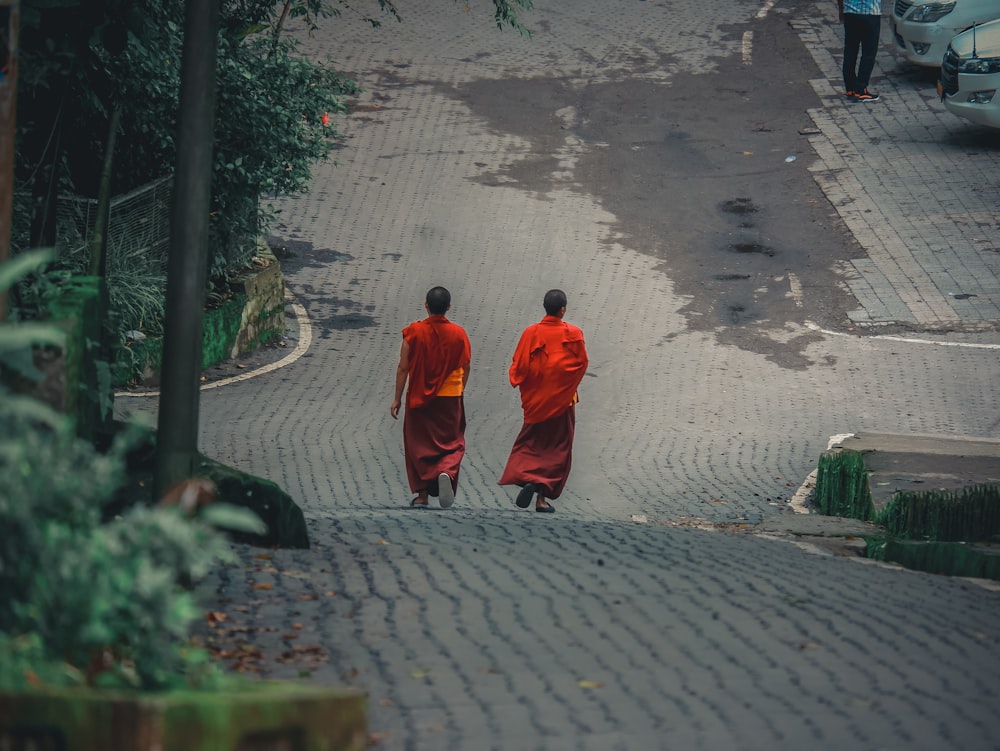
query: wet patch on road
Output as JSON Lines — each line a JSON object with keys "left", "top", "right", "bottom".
{"left": 441, "top": 11, "right": 863, "bottom": 369}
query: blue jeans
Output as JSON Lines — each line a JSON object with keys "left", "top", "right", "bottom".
{"left": 843, "top": 14, "right": 881, "bottom": 94}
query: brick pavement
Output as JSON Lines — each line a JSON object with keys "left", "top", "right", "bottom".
{"left": 792, "top": 5, "right": 1000, "bottom": 329}
{"left": 116, "top": 1, "right": 1000, "bottom": 748}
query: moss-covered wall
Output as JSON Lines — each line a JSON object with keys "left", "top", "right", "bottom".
{"left": 866, "top": 538, "right": 1000, "bottom": 581}
{"left": 815, "top": 447, "right": 1000, "bottom": 542}
{"left": 814, "top": 448, "right": 875, "bottom": 521}
{"left": 115, "top": 251, "right": 285, "bottom": 387}
{"left": 0, "top": 683, "right": 367, "bottom": 750}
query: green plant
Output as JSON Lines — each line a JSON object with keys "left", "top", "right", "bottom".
{"left": 0, "top": 252, "right": 263, "bottom": 691}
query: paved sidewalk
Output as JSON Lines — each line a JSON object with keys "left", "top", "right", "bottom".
{"left": 114, "top": 1, "right": 1000, "bottom": 748}
{"left": 793, "top": 6, "right": 1000, "bottom": 330}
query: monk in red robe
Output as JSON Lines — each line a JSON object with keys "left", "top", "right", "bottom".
{"left": 499, "top": 289, "right": 588, "bottom": 513}
{"left": 391, "top": 287, "right": 471, "bottom": 508}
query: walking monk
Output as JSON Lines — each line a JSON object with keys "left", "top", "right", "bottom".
{"left": 390, "top": 286, "right": 471, "bottom": 508}
{"left": 500, "top": 289, "right": 588, "bottom": 513}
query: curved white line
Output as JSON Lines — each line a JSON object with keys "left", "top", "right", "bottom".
{"left": 116, "top": 289, "right": 313, "bottom": 398}
{"left": 804, "top": 321, "right": 1000, "bottom": 350}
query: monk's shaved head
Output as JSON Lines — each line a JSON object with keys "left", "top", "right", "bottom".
{"left": 426, "top": 286, "right": 451, "bottom": 315}
{"left": 543, "top": 289, "right": 567, "bottom": 316}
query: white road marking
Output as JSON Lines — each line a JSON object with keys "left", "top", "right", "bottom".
{"left": 756, "top": 0, "right": 777, "bottom": 19}
{"left": 787, "top": 272, "right": 804, "bottom": 307}
{"left": 804, "top": 321, "right": 1000, "bottom": 350}
{"left": 742, "top": 30, "right": 753, "bottom": 65}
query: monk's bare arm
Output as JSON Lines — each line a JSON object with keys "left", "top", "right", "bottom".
{"left": 390, "top": 338, "right": 410, "bottom": 419}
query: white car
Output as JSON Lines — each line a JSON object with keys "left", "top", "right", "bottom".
{"left": 939, "top": 17, "right": 1000, "bottom": 127}
{"left": 892, "top": 0, "right": 1000, "bottom": 67}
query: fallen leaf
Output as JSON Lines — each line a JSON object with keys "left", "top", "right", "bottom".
{"left": 299, "top": 593, "right": 318, "bottom": 601}
{"left": 205, "top": 611, "right": 228, "bottom": 627}
{"left": 255, "top": 553, "right": 273, "bottom": 560}
{"left": 252, "top": 583, "right": 273, "bottom": 591}
{"left": 379, "top": 698, "right": 395, "bottom": 707}
{"left": 376, "top": 540, "right": 390, "bottom": 545}
{"left": 326, "top": 590, "right": 337, "bottom": 596}
{"left": 799, "top": 642, "right": 819, "bottom": 650}
{"left": 411, "top": 668, "right": 432, "bottom": 679}
{"left": 578, "top": 680, "right": 604, "bottom": 689}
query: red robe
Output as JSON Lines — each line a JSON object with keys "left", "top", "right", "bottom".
{"left": 402, "top": 317, "right": 471, "bottom": 495}
{"left": 402, "top": 317, "right": 471, "bottom": 409}
{"left": 499, "top": 316, "right": 588, "bottom": 499}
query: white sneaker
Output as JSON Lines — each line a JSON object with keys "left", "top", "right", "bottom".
{"left": 438, "top": 472, "right": 455, "bottom": 508}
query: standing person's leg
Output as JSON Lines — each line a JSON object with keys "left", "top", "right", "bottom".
{"left": 855, "top": 14, "right": 882, "bottom": 94}
{"left": 842, "top": 14, "right": 862, "bottom": 94}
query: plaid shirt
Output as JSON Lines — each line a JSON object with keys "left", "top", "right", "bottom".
{"left": 844, "top": 0, "right": 882, "bottom": 14}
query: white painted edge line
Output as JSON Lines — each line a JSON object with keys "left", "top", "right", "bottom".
{"left": 756, "top": 0, "right": 777, "bottom": 19}
{"left": 804, "top": 321, "right": 1000, "bottom": 350}
{"left": 789, "top": 468, "right": 817, "bottom": 514}
{"left": 115, "top": 289, "right": 313, "bottom": 398}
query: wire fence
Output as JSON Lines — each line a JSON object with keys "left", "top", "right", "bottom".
{"left": 55, "top": 176, "right": 173, "bottom": 270}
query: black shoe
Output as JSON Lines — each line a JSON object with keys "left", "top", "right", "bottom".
{"left": 852, "top": 89, "right": 880, "bottom": 102}
{"left": 535, "top": 503, "right": 555, "bottom": 513}
{"left": 515, "top": 483, "right": 536, "bottom": 508}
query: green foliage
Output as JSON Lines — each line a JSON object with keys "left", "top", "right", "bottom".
{"left": 0, "top": 255, "right": 260, "bottom": 691}
{"left": 0, "top": 249, "right": 65, "bottom": 382}
{"left": 0, "top": 398, "right": 259, "bottom": 690}
{"left": 15, "top": 0, "right": 532, "bottom": 297}
{"left": 0, "top": 633, "right": 86, "bottom": 690}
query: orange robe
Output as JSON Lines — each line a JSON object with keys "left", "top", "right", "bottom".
{"left": 508, "top": 316, "right": 588, "bottom": 424}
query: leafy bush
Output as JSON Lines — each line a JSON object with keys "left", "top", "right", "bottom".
{"left": 17, "top": 0, "right": 358, "bottom": 293}
{"left": 0, "top": 251, "right": 259, "bottom": 691}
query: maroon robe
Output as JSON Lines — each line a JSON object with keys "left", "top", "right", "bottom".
{"left": 403, "top": 397, "right": 466, "bottom": 497}
{"left": 499, "top": 407, "right": 576, "bottom": 499}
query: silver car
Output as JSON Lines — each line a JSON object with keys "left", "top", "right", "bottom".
{"left": 939, "top": 17, "right": 1000, "bottom": 128}
{"left": 892, "top": 0, "right": 1000, "bottom": 67}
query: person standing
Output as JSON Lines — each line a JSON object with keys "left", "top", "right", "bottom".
{"left": 499, "top": 289, "right": 588, "bottom": 513}
{"left": 840, "top": 0, "right": 883, "bottom": 102}
{"left": 391, "top": 286, "right": 471, "bottom": 508}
